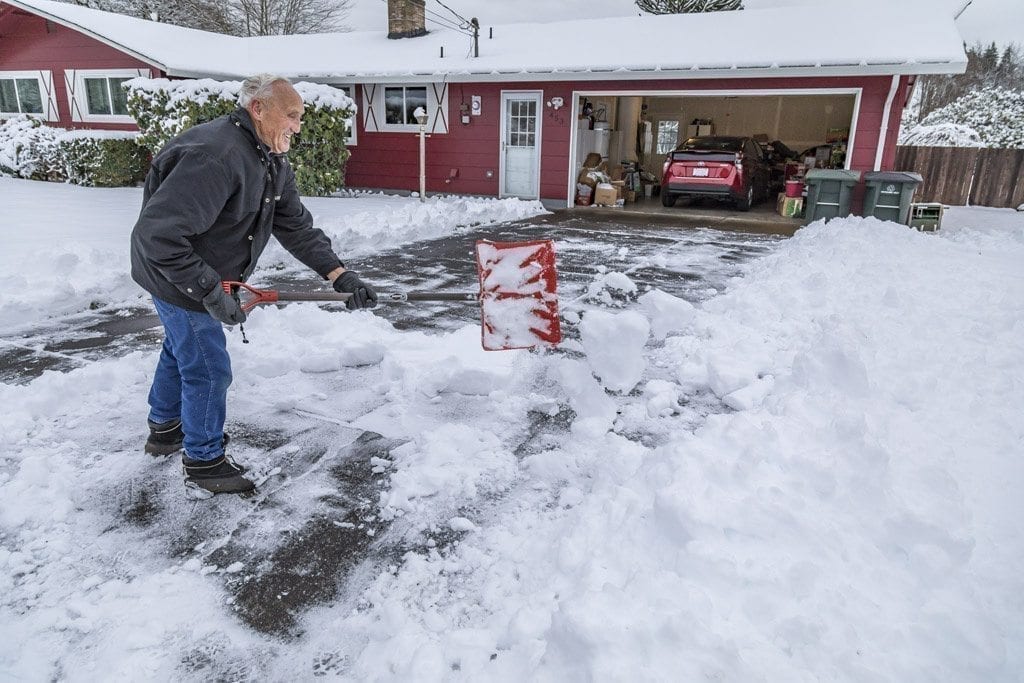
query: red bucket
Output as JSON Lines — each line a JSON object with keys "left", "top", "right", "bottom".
{"left": 785, "top": 179, "right": 804, "bottom": 198}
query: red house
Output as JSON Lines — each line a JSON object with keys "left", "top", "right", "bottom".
{"left": 1, "top": 0, "right": 966, "bottom": 208}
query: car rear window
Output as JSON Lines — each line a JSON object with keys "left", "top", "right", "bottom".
{"left": 677, "top": 137, "right": 744, "bottom": 152}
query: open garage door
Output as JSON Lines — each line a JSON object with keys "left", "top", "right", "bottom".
{"left": 570, "top": 89, "right": 860, "bottom": 215}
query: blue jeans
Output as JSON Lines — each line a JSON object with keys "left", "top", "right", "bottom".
{"left": 147, "top": 297, "right": 232, "bottom": 461}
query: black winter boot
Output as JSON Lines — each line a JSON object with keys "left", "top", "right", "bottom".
{"left": 145, "top": 420, "right": 230, "bottom": 457}
{"left": 145, "top": 419, "right": 183, "bottom": 456}
{"left": 182, "top": 453, "right": 254, "bottom": 495}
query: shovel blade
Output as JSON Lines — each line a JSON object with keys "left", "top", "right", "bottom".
{"left": 475, "top": 239, "right": 561, "bottom": 351}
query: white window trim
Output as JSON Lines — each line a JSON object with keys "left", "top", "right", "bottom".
{"left": 363, "top": 82, "right": 448, "bottom": 134}
{"left": 0, "top": 70, "right": 57, "bottom": 121}
{"left": 66, "top": 68, "right": 150, "bottom": 124}
{"left": 330, "top": 85, "right": 357, "bottom": 146}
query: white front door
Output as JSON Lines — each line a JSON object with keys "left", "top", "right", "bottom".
{"left": 500, "top": 91, "right": 542, "bottom": 199}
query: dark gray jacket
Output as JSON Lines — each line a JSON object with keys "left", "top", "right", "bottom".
{"left": 130, "top": 108, "right": 342, "bottom": 312}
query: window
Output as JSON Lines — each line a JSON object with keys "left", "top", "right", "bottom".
{"left": 84, "top": 77, "right": 131, "bottom": 116}
{"left": 328, "top": 84, "right": 357, "bottom": 145}
{"left": 656, "top": 120, "right": 679, "bottom": 154}
{"left": 384, "top": 86, "right": 427, "bottom": 125}
{"left": 67, "top": 69, "right": 149, "bottom": 123}
{"left": 0, "top": 71, "right": 54, "bottom": 120}
{"left": 506, "top": 99, "right": 537, "bottom": 147}
{"left": 0, "top": 78, "right": 43, "bottom": 115}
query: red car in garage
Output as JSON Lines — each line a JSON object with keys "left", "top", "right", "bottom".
{"left": 660, "top": 136, "right": 772, "bottom": 211}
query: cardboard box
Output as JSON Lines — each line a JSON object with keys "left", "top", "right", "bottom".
{"left": 593, "top": 183, "right": 618, "bottom": 206}
{"left": 625, "top": 190, "right": 637, "bottom": 203}
{"left": 687, "top": 124, "right": 714, "bottom": 138}
{"left": 611, "top": 180, "right": 626, "bottom": 199}
{"left": 777, "top": 194, "right": 803, "bottom": 218}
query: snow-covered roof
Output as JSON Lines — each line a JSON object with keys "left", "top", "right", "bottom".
{"left": 6, "top": 0, "right": 967, "bottom": 82}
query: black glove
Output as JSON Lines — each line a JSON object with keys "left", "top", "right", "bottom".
{"left": 332, "top": 270, "right": 378, "bottom": 310}
{"left": 202, "top": 286, "right": 247, "bottom": 325}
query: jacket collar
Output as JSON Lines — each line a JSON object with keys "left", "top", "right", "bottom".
{"left": 230, "top": 108, "right": 272, "bottom": 157}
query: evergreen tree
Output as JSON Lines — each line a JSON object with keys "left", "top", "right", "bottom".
{"left": 635, "top": 0, "right": 743, "bottom": 14}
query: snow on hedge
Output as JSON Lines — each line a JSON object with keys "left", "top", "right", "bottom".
{"left": 901, "top": 87, "right": 1024, "bottom": 148}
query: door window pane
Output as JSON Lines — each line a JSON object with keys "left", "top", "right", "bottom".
{"left": 85, "top": 78, "right": 111, "bottom": 115}
{"left": 0, "top": 80, "right": 18, "bottom": 113}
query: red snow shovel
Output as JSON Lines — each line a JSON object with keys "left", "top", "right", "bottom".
{"left": 222, "top": 239, "right": 561, "bottom": 351}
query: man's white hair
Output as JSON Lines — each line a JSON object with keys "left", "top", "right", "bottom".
{"left": 238, "top": 74, "right": 292, "bottom": 108}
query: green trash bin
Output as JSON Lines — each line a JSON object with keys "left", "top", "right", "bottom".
{"left": 804, "top": 169, "right": 862, "bottom": 224}
{"left": 862, "top": 171, "right": 923, "bottom": 224}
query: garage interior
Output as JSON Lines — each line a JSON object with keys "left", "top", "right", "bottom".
{"left": 573, "top": 92, "right": 858, "bottom": 218}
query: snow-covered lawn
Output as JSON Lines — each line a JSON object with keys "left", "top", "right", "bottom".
{"left": 1, "top": 176, "right": 1022, "bottom": 681}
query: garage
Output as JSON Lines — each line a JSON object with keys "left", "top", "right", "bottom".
{"left": 571, "top": 89, "right": 860, "bottom": 218}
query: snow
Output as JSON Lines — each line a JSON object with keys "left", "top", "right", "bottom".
{"left": 1, "top": 176, "right": 1023, "bottom": 680}
{"left": 9, "top": 0, "right": 966, "bottom": 80}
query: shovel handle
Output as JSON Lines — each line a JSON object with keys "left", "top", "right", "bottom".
{"left": 222, "top": 281, "right": 478, "bottom": 312}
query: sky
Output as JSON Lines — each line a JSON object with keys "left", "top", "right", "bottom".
{"left": 345, "top": 0, "right": 1024, "bottom": 48}
{"left": 2, "top": 174, "right": 1023, "bottom": 679}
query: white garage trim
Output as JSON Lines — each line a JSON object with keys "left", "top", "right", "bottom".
{"left": 566, "top": 87, "right": 863, "bottom": 207}
{"left": 874, "top": 75, "right": 900, "bottom": 172}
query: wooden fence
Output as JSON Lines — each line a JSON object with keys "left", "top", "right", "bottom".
{"left": 894, "top": 146, "right": 1024, "bottom": 208}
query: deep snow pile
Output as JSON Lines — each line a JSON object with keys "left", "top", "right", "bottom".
{"left": 0, "top": 175, "right": 1022, "bottom": 680}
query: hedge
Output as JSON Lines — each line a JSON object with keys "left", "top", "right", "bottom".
{"left": 0, "top": 115, "right": 148, "bottom": 186}
{"left": 125, "top": 78, "right": 356, "bottom": 196}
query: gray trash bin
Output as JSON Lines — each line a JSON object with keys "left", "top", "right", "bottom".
{"left": 804, "top": 169, "right": 861, "bottom": 224}
{"left": 862, "top": 171, "right": 924, "bottom": 224}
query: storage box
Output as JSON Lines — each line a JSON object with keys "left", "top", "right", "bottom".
{"left": 611, "top": 180, "right": 626, "bottom": 199}
{"left": 593, "top": 183, "right": 618, "bottom": 206}
{"left": 687, "top": 124, "right": 714, "bottom": 138}
{"left": 777, "top": 193, "right": 803, "bottom": 218}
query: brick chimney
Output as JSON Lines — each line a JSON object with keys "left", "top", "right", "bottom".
{"left": 387, "top": 0, "right": 427, "bottom": 39}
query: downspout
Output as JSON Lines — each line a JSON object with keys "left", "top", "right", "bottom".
{"left": 873, "top": 75, "right": 900, "bottom": 171}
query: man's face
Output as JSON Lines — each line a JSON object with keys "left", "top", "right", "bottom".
{"left": 250, "top": 82, "right": 303, "bottom": 154}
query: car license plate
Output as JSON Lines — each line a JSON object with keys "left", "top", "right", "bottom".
{"left": 692, "top": 167, "right": 709, "bottom": 177}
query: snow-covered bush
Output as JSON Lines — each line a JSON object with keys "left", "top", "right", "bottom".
{"left": 0, "top": 116, "right": 147, "bottom": 185}
{"left": 903, "top": 87, "right": 1024, "bottom": 149}
{"left": 0, "top": 116, "right": 62, "bottom": 180}
{"left": 125, "top": 78, "right": 356, "bottom": 196}
{"left": 898, "top": 122, "right": 983, "bottom": 147}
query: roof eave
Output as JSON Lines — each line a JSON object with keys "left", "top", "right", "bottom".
{"left": 6, "top": 0, "right": 168, "bottom": 74}
{"left": 292, "top": 61, "right": 968, "bottom": 85}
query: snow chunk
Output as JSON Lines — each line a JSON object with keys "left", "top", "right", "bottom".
{"left": 580, "top": 309, "right": 650, "bottom": 392}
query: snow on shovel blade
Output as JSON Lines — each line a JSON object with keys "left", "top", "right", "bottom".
{"left": 475, "top": 239, "right": 561, "bottom": 351}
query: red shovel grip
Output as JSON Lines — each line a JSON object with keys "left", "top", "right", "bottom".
{"left": 222, "top": 281, "right": 278, "bottom": 313}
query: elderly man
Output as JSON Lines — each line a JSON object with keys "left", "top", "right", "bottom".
{"left": 130, "top": 74, "right": 375, "bottom": 496}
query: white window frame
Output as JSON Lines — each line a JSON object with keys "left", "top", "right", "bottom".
{"left": 67, "top": 68, "right": 150, "bottom": 124}
{"left": 362, "top": 82, "right": 449, "bottom": 134}
{"left": 0, "top": 70, "right": 57, "bottom": 121}
{"left": 382, "top": 84, "right": 430, "bottom": 131}
{"left": 329, "top": 85, "right": 357, "bottom": 146}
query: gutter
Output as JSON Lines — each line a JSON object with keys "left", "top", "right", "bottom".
{"left": 873, "top": 74, "right": 901, "bottom": 171}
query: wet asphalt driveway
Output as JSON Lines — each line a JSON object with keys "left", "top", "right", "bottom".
{"left": 0, "top": 212, "right": 783, "bottom": 384}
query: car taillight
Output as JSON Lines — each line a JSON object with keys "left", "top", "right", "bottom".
{"left": 663, "top": 159, "right": 670, "bottom": 176}
{"left": 735, "top": 152, "right": 744, "bottom": 172}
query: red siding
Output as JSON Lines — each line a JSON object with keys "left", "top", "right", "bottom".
{"left": 346, "top": 75, "right": 905, "bottom": 204}
{"left": 0, "top": 5, "right": 160, "bottom": 129}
